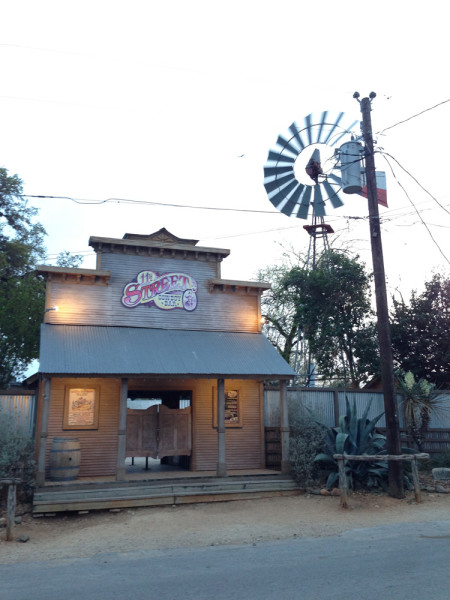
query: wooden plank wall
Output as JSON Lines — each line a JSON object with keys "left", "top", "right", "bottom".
{"left": 38, "top": 376, "right": 265, "bottom": 479}
{"left": 129, "top": 378, "right": 265, "bottom": 471}
{"left": 45, "top": 377, "right": 120, "bottom": 478}
{"left": 192, "top": 379, "right": 264, "bottom": 471}
{"left": 46, "top": 252, "right": 260, "bottom": 333}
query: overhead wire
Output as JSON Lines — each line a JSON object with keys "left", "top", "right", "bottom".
{"left": 379, "top": 153, "right": 450, "bottom": 218}
{"left": 17, "top": 98, "right": 450, "bottom": 255}
{"left": 381, "top": 153, "right": 450, "bottom": 266}
{"left": 20, "top": 194, "right": 281, "bottom": 215}
{"left": 377, "top": 99, "right": 450, "bottom": 135}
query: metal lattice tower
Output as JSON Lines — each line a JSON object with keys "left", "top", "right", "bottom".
{"left": 293, "top": 210, "right": 334, "bottom": 386}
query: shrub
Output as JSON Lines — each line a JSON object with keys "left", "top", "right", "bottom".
{"left": 0, "top": 411, "right": 36, "bottom": 502}
{"left": 429, "top": 450, "right": 450, "bottom": 470}
{"left": 313, "top": 397, "right": 414, "bottom": 491}
{"left": 288, "top": 401, "right": 325, "bottom": 486}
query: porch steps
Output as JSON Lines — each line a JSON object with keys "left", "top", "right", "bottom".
{"left": 33, "top": 476, "right": 302, "bottom": 514}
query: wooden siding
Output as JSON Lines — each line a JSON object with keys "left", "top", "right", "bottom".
{"left": 36, "top": 376, "right": 266, "bottom": 479}
{"left": 128, "top": 378, "right": 265, "bottom": 471}
{"left": 193, "top": 379, "right": 264, "bottom": 471}
{"left": 45, "top": 252, "right": 261, "bottom": 333}
{"left": 44, "top": 377, "right": 121, "bottom": 478}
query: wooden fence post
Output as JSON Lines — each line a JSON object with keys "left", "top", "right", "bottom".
{"left": 2, "top": 478, "right": 20, "bottom": 542}
{"left": 410, "top": 455, "right": 422, "bottom": 503}
{"left": 337, "top": 457, "right": 348, "bottom": 509}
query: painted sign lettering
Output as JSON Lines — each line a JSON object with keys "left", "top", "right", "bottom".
{"left": 122, "top": 270, "right": 198, "bottom": 311}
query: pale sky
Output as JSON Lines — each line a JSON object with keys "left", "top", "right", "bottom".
{"left": 1, "top": 0, "right": 449, "bottom": 301}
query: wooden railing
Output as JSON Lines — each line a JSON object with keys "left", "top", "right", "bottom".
{"left": 333, "top": 453, "right": 430, "bottom": 508}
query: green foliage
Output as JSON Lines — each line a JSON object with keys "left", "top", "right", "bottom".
{"left": 258, "top": 250, "right": 380, "bottom": 387}
{"left": 56, "top": 250, "right": 84, "bottom": 268}
{"left": 281, "top": 250, "right": 379, "bottom": 388}
{"left": 314, "top": 398, "right": 413, "bottom": 491}
{"left": 288, "top": 401, "right": 325, "bottom": 486}
{"left": 0, "top": 411, "right": 36, "bottom": 500}
{"left": 258, "top": 260, "right": 305, "bottom": 366}
{"left": 397, "top": 370, "right": 448, "bottom": 452}
{"left": 0, "top": 167, "right": 87, "bottom": 385}
{"left": 0, "top": 167, "right": 47, "bottom": 385}
{"left": 429, "top": 451, "right": 450, "bottom": 470}
{"left": 391, "top": 274, "right": 450, "bottom": 388}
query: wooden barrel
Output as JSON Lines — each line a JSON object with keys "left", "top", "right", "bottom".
{"left": 49, "top": 437, "right": 81, "bottom": 481}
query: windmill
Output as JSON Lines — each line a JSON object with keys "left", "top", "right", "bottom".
{"left": 263, "top": 111, "right": 362, "bottom": 384}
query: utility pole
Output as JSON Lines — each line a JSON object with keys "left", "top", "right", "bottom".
{"left": 356, "top": 92, "right": 404, "bottom": 498}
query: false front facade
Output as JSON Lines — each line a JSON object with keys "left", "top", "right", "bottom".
{"left": 35, "top": 229, "right": 294, "bottom": 485}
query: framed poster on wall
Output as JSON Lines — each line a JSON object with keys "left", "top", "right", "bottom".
{"left": 63, "top": 386, "right": 100, "bottom": 430}
{"left": 212, "top": 388, "right": 242, "bottom": 428}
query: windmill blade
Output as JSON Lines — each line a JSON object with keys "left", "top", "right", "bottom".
{"left": 263, "top": 165, "right": 294, "bottom": 179}
{"left": 264, "top": 172, "right": 296, "bottom": 194}
{"left": 322, "top": 180, "right": 344, "bottom": 209}
{"left": 328, "top": 173, "right": 343, "bottom": 187}
{"left": 296, "top": 186, "right": 312, "bottom": 220}
{"left": 276, "top": 135, "right": 300, "bottom": 157}
{"left": 267, "top": 150, "right": 296, "bottom": 165}
{"left": 304, "top": 114, "right": 313, "bottom": 145}
{"left": 280, "top": 184, "right": 305, "bottom": 216}
{"left": 322, "top": 112, "right": 344, "bottom": 145}
{"left": 315, "top": 111, "right": 329, "bottom": 144}
{"left": 332, "top": 120, "right": 359, "bottom": 146}
{"left": 267, "top": 180, "right": 298, "bottom": 211}
{"left": 313, "top": 185, "right": 326, "bottom": 217}
{"left": 288, "top": 122, "right": 306, "bottom": 152}
{"left": 264, "top": 110, "right": 356, "bottom": 219}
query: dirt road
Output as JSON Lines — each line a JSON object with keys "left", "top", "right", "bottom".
{"left": 2, "top": 489, "right": 450, "bottom": 564}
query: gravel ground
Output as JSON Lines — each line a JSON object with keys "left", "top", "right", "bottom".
{"left": 1, "top": 488, "right": 450, "bottom": 564}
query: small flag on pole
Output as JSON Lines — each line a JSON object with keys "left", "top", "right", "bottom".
{"left": 361, "top": 171, "right": 388, "bottom": 207}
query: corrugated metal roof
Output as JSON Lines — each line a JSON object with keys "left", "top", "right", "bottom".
{"left": 39, "top": 325, "right": 295, "bottom": 379}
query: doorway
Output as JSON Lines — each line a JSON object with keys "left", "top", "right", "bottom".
{"left": 126, "top": 390, "right": 192, "bottom": 472}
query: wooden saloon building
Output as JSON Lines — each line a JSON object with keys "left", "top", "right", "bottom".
{"left": 34, "top": 229, "right": 295, "bottom": 499}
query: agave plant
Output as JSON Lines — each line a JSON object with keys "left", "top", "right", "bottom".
{"left": 314, "top": 397, "right": 412, "bottom": 491}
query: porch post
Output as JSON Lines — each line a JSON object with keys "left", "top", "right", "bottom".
{"left": 116, "top": 378, "right": 128, "bottom": 481}
{"left": 36, "top": 377, "right": 51, "bottom": 487}
{"left": 216, "top": 378, "right": 227, "bottom": 477}
{"left": 280, "top": 379, "right": 291, "bottom": 474}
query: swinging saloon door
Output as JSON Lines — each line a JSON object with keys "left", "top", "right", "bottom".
{"left": 126, "top": 405, "right": 192, "bottom": 460}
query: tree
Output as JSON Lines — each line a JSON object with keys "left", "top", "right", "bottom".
{"left": 284, "top": 250, "right": 379, "bottom": 388}
{"left": 56, "top": 250, "right": 84, "bottom": 268}
{"left": 258, "top": 263, "right": 303, "bottom": 365}
{"left": 391, "top": 274, "right": 450, "bottom": 388}
{"left": 260, "top": 249, "right": 379, "bottom": 388}
{"left": 0, "top": 167, "right": 46, "bottom": 386}
{"left": 397, "top": 370, "right": 438, "bottom": 452}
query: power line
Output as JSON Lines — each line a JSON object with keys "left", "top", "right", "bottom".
{"left": 21, "top": 194, "right": 280, "bottom": 215}
{"left": 22, "top": 188, "right": 449, "bottom": 242}
{"left": 380, "top": 152, "right": 450, "bottom": 218}
{"left": 381, "top": 154, "right": 450, "bottom": 266}
{"left": 377, "top": 98, "right": 450, "bottom": 135}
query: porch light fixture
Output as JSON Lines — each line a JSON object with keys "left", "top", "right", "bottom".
{"left": 45, "top": 306, "right": 59, "bottom": 313}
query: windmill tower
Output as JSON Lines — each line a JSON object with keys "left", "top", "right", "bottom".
{"left": 263, "top": 112, "right": 363, "bottom": 384}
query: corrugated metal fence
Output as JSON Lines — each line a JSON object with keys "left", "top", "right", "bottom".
{"left": 265, "top": 387, "right": 450, "bottom": 464}
{"left": 0, "top": 391, "right": 36, "bottom": 436}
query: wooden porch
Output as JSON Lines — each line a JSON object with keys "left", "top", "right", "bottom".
{"left": 33, "top": 458, "right": 301, "bottom": 515}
